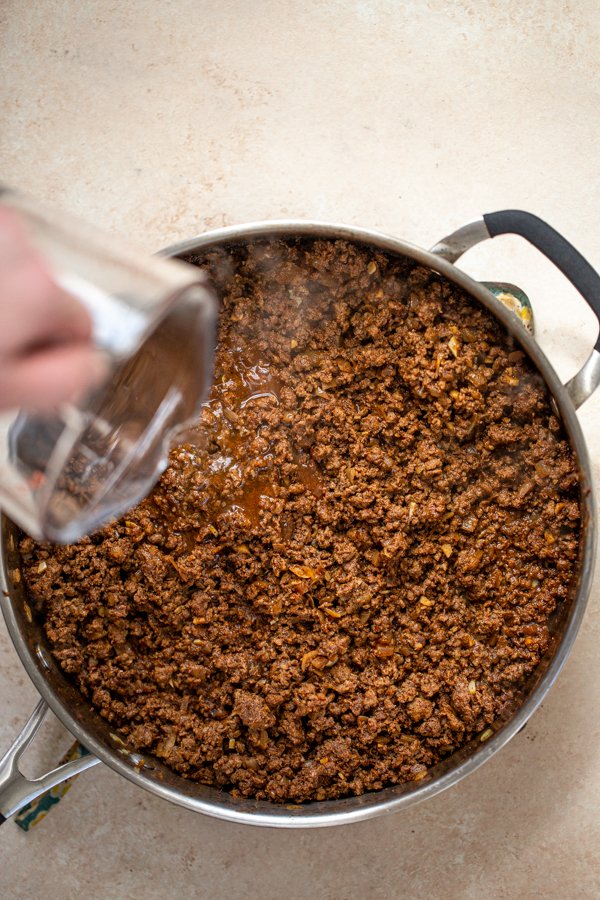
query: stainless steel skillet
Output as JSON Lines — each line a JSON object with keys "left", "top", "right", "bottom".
{"left": 1, "top": 210, "right": 598, "bottom": 828}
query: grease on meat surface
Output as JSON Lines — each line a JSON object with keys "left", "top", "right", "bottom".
{"left": 21, "top": 239, "right": 580, "bottom": 802}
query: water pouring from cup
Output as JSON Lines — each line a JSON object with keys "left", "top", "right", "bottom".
{"left": 0, "top": 188, "right": 216, "bottom": 542}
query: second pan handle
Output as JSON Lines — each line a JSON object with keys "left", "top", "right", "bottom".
{"left": 431, "top": 209, "right": 600, "bottom": 409}
{"left": 483, "top": 210, "right": 600, "bottom": 351}
{"left": 0, "top": 699, "right": 100, "bottom": 825}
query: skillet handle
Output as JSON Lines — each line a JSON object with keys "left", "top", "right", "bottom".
{"left": 0, "top": 699, "right": 100, "bottom": 825}
{"left": 430, "top": 209, "right": 600, "bottom": 409}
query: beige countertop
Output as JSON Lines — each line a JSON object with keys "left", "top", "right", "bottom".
{"left": 1, "top": 2, "right": 600, "bottom": 897}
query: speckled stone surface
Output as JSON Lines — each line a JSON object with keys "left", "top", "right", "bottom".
{"left": 1, "top": 2, "right": 600, "bottom": 897}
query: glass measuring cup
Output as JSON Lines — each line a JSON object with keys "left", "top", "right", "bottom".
{"left": 0, "top": 188, "right": 216, "bottom": 542}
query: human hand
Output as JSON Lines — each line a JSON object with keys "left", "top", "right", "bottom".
{"left": 0, "top": 205, "right": 104, "bottom": 411}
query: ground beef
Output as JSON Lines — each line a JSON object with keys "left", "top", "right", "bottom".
{"left": 20, "top": 238, "right": 581, "bottom": 803}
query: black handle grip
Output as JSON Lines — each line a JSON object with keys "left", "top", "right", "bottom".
{"left": 483, "top": 210, "right": 600, "bottom": 350}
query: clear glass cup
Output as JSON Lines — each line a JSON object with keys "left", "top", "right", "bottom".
{"left": 0, "top": 188, "right": 216, "bottom": 542}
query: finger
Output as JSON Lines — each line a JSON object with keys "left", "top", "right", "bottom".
{"left": 0, "top": 344, "right": 107, "bottom": 412}
{"left": 0, "top": 206, "right": 36, "bottom": 267}
{"left": 0, "top": 263, "right": 93, "bottom": 351}
{"left": 0, "top": 207, "right": 92, "bottom": 354}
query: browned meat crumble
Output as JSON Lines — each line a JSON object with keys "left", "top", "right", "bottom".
{"left": 21, "top": 238, "right": 580, "bottom": 803}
